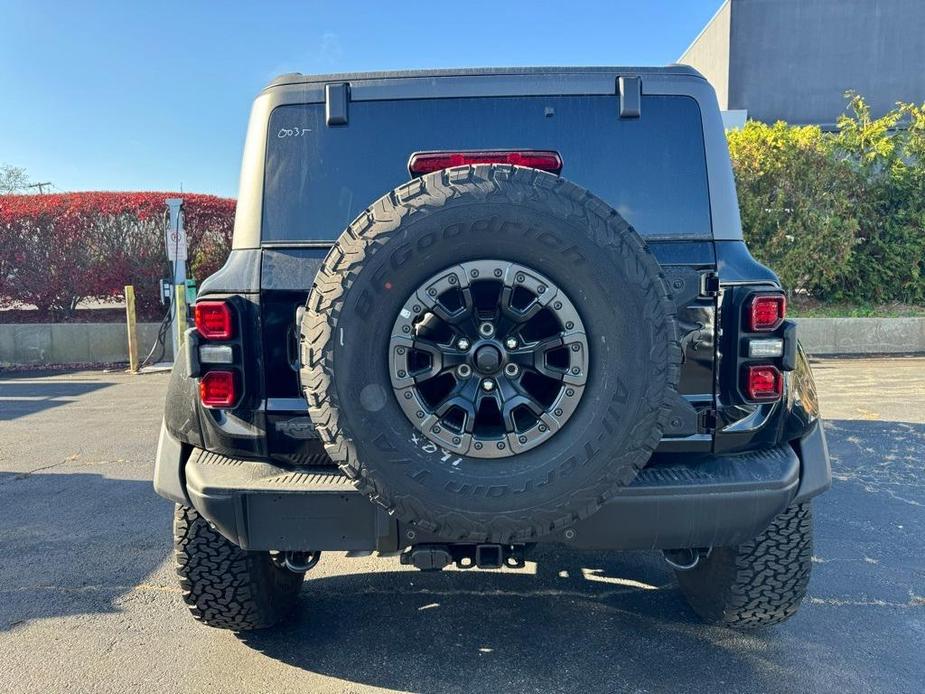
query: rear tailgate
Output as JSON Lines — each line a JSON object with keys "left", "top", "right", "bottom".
{"left": 258, "top": 91, "right": 719, "bottom": 460}
{"left": 260, "top": 242, "right": 719, "bottom": 461}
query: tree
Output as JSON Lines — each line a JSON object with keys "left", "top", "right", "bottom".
{"left": 0, "top": 164, "right": 30, "bottom": 194}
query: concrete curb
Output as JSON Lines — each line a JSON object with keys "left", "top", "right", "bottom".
{"left": 2, "top": 318, "right": 924, "bottom": 366}
{"left": 794, "top": 317, "right": 925, "bottom": 356}
{"left": 0, "top": 323, "right": 173, "bottom": 366}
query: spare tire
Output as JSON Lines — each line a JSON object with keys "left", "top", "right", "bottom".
{"left": 301, "top": 164, "right": 680, "bottom": 543}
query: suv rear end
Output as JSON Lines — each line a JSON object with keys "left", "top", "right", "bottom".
{"left": 155, "top": 67, "right": 831, "bottom": 631}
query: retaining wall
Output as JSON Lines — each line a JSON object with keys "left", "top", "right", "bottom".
{"left": 0, "top": 323, "right": 173, "bottom": 366}
{"left": 2, "top": 318, "right": 924, "bottom": 366}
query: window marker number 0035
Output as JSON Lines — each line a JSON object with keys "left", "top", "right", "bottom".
{"left": 278, "top": 127, "right": 312, "bottom": 138}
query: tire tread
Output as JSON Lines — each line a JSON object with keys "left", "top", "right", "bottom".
{"left": 173, "top": 505, "right": 303, "bottom": 630}
{"left": 677, "top": 502, "right": 813, "bottom": 628}
{"left": 300, "top": 164, "right": 682, "bottom": 542}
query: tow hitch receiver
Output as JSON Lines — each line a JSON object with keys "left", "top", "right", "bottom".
{"left": 401, "top": 543, "right": 527, "bottom": 571}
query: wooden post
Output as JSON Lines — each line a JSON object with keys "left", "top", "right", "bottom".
{"left": 175, "top": 283, "right": 187, "bottom": 357}
{"left": 124, "top": 285, "right": 139, "bottom": 373}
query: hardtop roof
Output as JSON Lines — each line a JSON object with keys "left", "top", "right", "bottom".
{"left": 263, "top": 65, "right": 704, "bottom": 91}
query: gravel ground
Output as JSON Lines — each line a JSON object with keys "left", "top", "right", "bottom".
{"left": 0, "top": 358, "right": 923, "bottom": 693}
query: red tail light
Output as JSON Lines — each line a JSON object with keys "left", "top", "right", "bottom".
{"left": 199, "top": 370, "right": 236, "bottom": 407}
{"left": 408, "top": 150, "right": 563, "bottom": 175}
{"left": 747, "top": 294, "right": 786, "bottom": 332}
{"left": 745, "top": 365, "right": 782, "bottom": 401}
{"left": 195, "top": 301, "right": 233, "bottom": 340}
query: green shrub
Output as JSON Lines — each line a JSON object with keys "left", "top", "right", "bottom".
{"left": 728, "top": 96, "right": 925, "bottom": 305}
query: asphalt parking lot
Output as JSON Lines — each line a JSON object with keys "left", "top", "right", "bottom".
{"left": 0, "top": 358, "right": 923, "bottom": 693}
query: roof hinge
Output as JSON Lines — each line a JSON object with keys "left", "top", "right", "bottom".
{"left": 325, "top": 82, "right": 350, "bottom": 126}
{"left": 617, "top": 76, "right": 641, "bottom": 119}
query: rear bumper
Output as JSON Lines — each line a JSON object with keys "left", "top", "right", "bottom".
{"left": 155, "top": 420, "right": 831, "bottom": 552}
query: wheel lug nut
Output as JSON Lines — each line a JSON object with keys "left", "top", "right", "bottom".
{"left": 481, "top": 379, "right": 495, "bottom": 392}
{"left": 457, "top": 364, "right": 472, "bottom": 378}
{"left": 504, "top": 337, "right": 518, "bottom": 349}
{"left": 504, "top": 363, "right": 519, "bottom": 377}
{"left": 457, "top": 338, "right": 470, "bottom": 350}
{"left": 479, "top": 322, "right": 495, "bottom": 338}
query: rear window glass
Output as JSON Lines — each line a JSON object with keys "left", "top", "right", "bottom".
{"left": 262, "top": 94, "right": 711, "bottom": 241}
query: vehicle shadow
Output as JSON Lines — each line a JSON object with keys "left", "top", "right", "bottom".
{"left": 238, "top": 548, "right": 811, "bottom": 692}
{"left": 822, "top": 418, "right": 925, "bottom": 506}
{"left": 0, "top": 470, "right": 171, "bottom": 630}
{"left": 237, "top": 417, "right": 925, "bottom": 693}
{"left": 1, "top": 417, "right": 919, "bottom": 691}
{"left": 0, "top": 378, "right": 112, "bottom": 421}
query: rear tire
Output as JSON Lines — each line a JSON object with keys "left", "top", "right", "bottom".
{"left": 173, "top": 505, "right": 304, "bottom": 630}
{"left": 301, "top": 164, "right": 681, "bottom": 543}
{"left": 676, "top": 502, "right": 813, "bottom": 628}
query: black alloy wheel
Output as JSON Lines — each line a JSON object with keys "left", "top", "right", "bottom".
{"left": 389, "top": 259, "right": 588, "bottom": 458}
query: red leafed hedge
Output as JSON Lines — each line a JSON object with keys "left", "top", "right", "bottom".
{"left": 0, "top": 192, "right": 234, "bottom": 319}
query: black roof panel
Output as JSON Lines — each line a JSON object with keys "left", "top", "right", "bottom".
{"left": 264, "top": 65, "right": 704, "bottom": 91}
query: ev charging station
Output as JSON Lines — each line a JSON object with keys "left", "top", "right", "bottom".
{"left": 142, "top": 199, "right": 197, "bottom": 370}
{"left": 165, "top": 198, "right": 188, "bottom": 363}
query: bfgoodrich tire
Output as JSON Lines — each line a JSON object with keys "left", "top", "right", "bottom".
{"left": 173, "top": 505, "right": 304, "bottom": 630}
{"left": 301, "top": 164, "right": 681, "bottom": 543}
{"left": 676, "top": 502, "right": 814, "bottom": 628}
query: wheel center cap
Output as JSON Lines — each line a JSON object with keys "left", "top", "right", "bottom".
{"left": 474, "top": 344, "right": 502, "bottom": 374}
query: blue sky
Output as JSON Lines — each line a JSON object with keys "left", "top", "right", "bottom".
{"left": 0, "top": 1, "right": 722, "bottom": 197}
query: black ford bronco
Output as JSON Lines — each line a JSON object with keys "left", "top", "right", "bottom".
{"left": 154, "top": 66, "right": 831, "bottom": 631}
